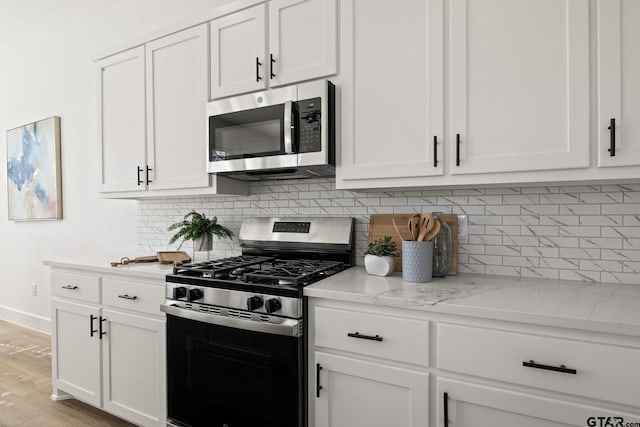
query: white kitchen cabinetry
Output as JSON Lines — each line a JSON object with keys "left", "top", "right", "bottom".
{"left": 339, "top": 0, "right": 444, "bottom": 182}
{"left": 315, "top": 352, "right": 429, "bottom": 427}
{"left": 597, "top": 0, "right": 640, "bottom": 167}
{"left": 449, "top": 0, "right": 590, "bottom": 175}
{"left": 210, "top": 0, "right": 337, "bottom": 99}
{"left": 97, "top": 46, "right": 146, "bottom": 193}
{"left": 436, "top": 378, "right": 637, "bottom": 427}
{"left": 97, "top": 24, "right": 247, "bottom": 198}
{"left": 310, "top": 301, "right": 430, "bottom": 427}
{"left": 50, "top": 269, "right": 166, "bottom": 427}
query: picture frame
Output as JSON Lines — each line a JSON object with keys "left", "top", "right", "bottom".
{"left": 6, "top": 116, "right": 63, "bottom": 220}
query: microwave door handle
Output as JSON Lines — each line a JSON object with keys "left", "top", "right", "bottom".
{"left": 284, "top": 100, "right": 294, "bottom": 154}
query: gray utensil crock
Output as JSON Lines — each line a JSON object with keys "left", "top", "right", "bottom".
{"left": 402, "top": 240, "right": 433, "bottom": 283}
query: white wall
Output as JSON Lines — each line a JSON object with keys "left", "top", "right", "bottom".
{"left": 0, "top": 0, "right": 234, "bottom": 332}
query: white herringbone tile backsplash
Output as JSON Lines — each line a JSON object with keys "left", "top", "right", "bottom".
{"left": 137, "top": 179, "right": 640, "bottom": 285}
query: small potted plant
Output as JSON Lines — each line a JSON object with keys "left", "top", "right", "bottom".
{"left": 168, "top": 210, "right": 234, "bottom": 254}
{"left": 364, "top": 236, "right": 398, "bottom": 277}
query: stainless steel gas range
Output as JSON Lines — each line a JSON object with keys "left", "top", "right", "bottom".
{"left": 161, "top": 217, "right": 355, "bottom": 427}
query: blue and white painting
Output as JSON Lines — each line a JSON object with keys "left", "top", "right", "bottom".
{"left": 7, "top": 116, "right": 62, "bottom": 220}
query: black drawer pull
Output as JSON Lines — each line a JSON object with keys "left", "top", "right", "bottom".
{"left": 456, "top": 133, "right": 461, "bottom": 166}
{"left": 61, "top": 285, "right": 78, "bottom": 290}
{"left": 444, "top": 392, "right": 449, "bottom": 427}
{"left": 523, "top": 360, "right": 576, "bottom": 375}
{"left": 433, "top": 135, "right": 438, "bottom": 167}
{"left": 270, "top": 53, "right": 276, "bottom": 79}
{"left": 145, "top": 166, "right": 152, "bottom": 184}
{"left": 256, "top": 57, "right": 262, "bottom": 82}
{"left": 347, "top": 332, "right": 383, "bottom": 342}
{"left": 137, "top": 166, "right": 143, "bottom": 185}
{"left": 316, "top": 363, "right": 323, "bottom": 398}
{"left": 117, "top": 294, "right": 138, "bottom": 300}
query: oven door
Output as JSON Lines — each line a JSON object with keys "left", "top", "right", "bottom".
{"left": 207, "top": 86, "right": 298, "bottom": 174}
{"left": 164, "top": 306, "right": 304, "bottom": 427}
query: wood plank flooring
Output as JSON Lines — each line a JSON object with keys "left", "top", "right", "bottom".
{"left": 0, "top": 320, "right": 134, "bottom": 427}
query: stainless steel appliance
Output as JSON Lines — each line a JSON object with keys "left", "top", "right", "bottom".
{"left": 162, "top": 217, "right": 355, "bottom": 427}
{"left": 206, "top": 80, "right": 335, "bottom": 181}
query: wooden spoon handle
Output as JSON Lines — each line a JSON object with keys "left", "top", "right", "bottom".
{"left": 392, "top": 217, "right": 406, "bottom": 241}
{"left": 425, "top": 220, "right": 441, "bottom": 242}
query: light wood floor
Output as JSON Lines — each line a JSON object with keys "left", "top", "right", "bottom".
{"left": 0, "top": 320, "right": 134, "bottom": 427}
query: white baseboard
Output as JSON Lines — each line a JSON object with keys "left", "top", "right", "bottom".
{"left": 0, "top": 305, "right": 51, "bottom": 334}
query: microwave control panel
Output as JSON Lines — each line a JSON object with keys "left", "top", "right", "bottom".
{"left": 296, "top": 97, "right": 321, "bottom": 153}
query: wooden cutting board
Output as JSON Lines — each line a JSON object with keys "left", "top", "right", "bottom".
{"left": 157, "top": 251, "right": 191, "bottom": 266}
{"left": 368, "top": 214, "right": 458, "bottom": 275}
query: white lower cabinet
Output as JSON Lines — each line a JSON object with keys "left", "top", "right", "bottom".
{"left": 51, "top": 299, "right": 101, "bottom": 406}
{"left": 314, "top": 352, "right": 429, "bottom": 427}
{"left": 50, "top": 269, "right": 166, "bottom": 427}
{"left": 102, "top": 309, "right": 166, "bottom": 427}
{"left": 437, "top": 378, "right": 640, "bottom": 427}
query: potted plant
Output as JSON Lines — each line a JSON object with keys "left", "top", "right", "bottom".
{"left": 168, "top": 210, "right": 234, "bottom": 253}
{"left": 364, "top": 236, "right": 398, "bottom": 277}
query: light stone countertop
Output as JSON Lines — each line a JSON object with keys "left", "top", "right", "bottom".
{"left": 44, "top": 255, "right": 177, "bottom": 282}
{"left": 304, "top": 268, "right": 640, "bottom": 337}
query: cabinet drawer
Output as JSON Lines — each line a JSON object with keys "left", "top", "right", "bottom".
{"left": 102, "top": 278, "right": 164, "bottom": 316}
{"left": 315, "top": 306, "right": 429, "bottom": 366}
{"left": 438, "top": 323, "right": 640, "bottom": 407}
{"left": 51, "top": 271, "right": 100, "bottom": 304}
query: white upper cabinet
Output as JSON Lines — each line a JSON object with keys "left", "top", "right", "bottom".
{"left": 339, "top": 0, "right": 444, "bottom": 182}
{"left": 268, "top": 0, "right": 337, "bottom": 87}
{"left": 210, "top": 0, "right": 337, "bottom": 99}
{"left": 146, "top": 25, "right": 209, "bottom": 190}
{"left": 97, "top": 25, "right": 248, "bottom": 198}
{"left": 98, "top": 47, "right": 146, "bottom": 193}
{"left": 210, "top": 4, "right": 267, "bottom": 99}
{"left": 449, "top": 0, "right": 590, "bottom": 175}
{"left": 597, "top": 0, "right": 640, "bottom": 167}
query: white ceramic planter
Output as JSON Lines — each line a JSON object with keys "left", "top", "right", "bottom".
{"left": 364, "top": 254, "right": 395, "bottom": 277}
{"left": 193, "top": 234, "right": 213, "bottom": 252}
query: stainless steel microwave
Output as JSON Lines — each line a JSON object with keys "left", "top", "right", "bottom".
{"left": 206, "top": 80, "right": 335, "bottom": 181}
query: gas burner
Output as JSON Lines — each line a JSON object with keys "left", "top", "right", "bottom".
{"left": 243, "top": 259, "right": 345, "bottom": 287}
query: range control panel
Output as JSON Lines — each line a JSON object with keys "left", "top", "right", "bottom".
{"left": 272, "top": 221, "right": 311, "bottom": 233}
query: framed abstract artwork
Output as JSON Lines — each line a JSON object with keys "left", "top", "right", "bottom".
{"left": 6, "top": 116, "right": 62, "bottom": 220}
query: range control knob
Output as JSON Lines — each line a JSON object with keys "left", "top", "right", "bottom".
{"left": 186, "top": 288, "right": 203, "bottom": 302}
{"left": 172, "top": 287, "right": 187, "bottom": 299}
{"left": 247, "top": 296, "right": 264, "bottom": 311}
{"left": 265, "top": 298, "right": 282, "bottom": 314}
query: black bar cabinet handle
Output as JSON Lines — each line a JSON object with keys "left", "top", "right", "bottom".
{"left": 608, "top": 118, "right": 616, "bottom": 157}
{"left": 316, "top": 363, "right": 323, "bottom": 397}
{"left": 456, "top": 134, "right": 461, "bottom": 166}
{"left": 347, "top": 332, "right": 383, "bottom": 342}
{"left": 146, "top": 166, "right": 152, "bottom": 184}
{"left": 522, "top": 360, "right": 577, "bottom": 375}
{"left": 434, "top": 136, "right": 438, "bottom": 167}
{"left": 256, "top": 57, "right": 262, "bottom": 82}
{"left": 99, "top": 317, "right": 107, "bottom": 339}
{"left": 137, "top": 166, "right": 143, "bottom": 186}
{"left": 90, "top": 315, "right": 98, "bottom": 337}
{"left": 118, "top": 294, "right": 138, "bottom": 300}
{"left": 444, "top": 392, "right": 449, "bottom": 427}
{"left": 270, "top": 53, "right": 276, "bottom": 79}
{"left": 61, "top": 285, "right": 78, "bottom": 290}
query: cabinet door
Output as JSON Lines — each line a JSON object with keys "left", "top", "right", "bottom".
{"left": 450, "top": 0, "right": 589, "bottom": 175}
{"left": 437, "top": 378, "right": 640, "bottom": 427}
{"left": 102, "top": 309, "right": 166, "bottom": 427}
{"left": 146, "top": 24, "right": 209, "bottom": 191}
{"left": 268, "top": 0, "right": 337, "bottom": 87}
{"left": 597, "top": 0, "right": 640, "bottom": 167}
{"left": 97, "top": 46, "right": 147, "bottom": 192}
{"left": 339, "top": 0, "right": 444, "bottom": 182}
{"left": 314, "top": 352, "right": 429, "bottom": 427}
{"left": 51, "top": 299, "right": 101, "bottom": 406}
{"left": 210, "top": 4, "right": 266, "bottom": 99}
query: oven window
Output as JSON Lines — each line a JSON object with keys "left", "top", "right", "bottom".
{"left": 167, "top": 314, "right": 303, "bottom": 427}
{"left": 210, "top": 104, "right": 285, "bottom": 161}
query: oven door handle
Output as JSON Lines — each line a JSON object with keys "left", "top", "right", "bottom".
{"left": 284, "top": 100, "right": 294, "bottom": 154}
{"left": 160, "top": 304, "right": 302, "bottom": 337}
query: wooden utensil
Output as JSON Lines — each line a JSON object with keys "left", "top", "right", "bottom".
{"left": 392, "top": 216, "right": 407, "bottom": 241}
{"left": 408, "top": 215, "right": 420, "bottom": 241}
{"left": 424, "top": 219, "right": 441, "bottom": 242}
{"left": 417, "top": 213, "right": 435, "bottom": 241}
